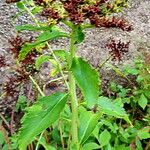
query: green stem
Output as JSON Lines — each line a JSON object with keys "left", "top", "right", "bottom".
{"left": 23, "top": 1, "right": 69, "bottom": 90}
{"left": 98, "top": 55, "right": 112, "bottom": 69}
{"left": 35, "top": 131, "right": 44, "bottom": 150}
{"left": 68, "top": 29, "right": 79, "bottom": 149}
{"left": 29, "top": 75, "right": 45, "bottom": 97}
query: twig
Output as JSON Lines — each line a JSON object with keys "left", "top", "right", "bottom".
{"left": 145, "top": 140, "right": 150, "bottom": 150}
{"left": 98, "top": 55, "right": 112, "bottom": 69}
{"left": 0, "top": 113, "right": 9, "bottom": 129}
{"left": 43, "top": 75, "right": 68, "bottom": 92}
{"left": 10, "top": 109, "right": 15, "bottom": 135}
{"left": 0, "top": 125, "right": 12, "bottom": 150}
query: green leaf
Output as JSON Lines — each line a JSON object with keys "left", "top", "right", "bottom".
{"left": 19, "top": 30, "right": 69, "bottom": 60}
{"left": 0, "top": 132, "right": 4, "bottom": 145}
{"left": 138, "top": 94, "right": 148, "bottom": 109}
{"left": 16, "top": 24, "right": 52, "bottom": 31}
{"left": 15, "top": 96, "right": 27, "bottom": 111}
{"left": 35, "top": 55, "right": 51, "bottom": 70}
{"left": 31, "top": 6, "right": 43, "bottom": 14}
{"left": 36, "top": 30, "right": 69, "bottom": 42}
{"left": 137, "top": 127, "right": 150, "bottom": 140}
{"left": 16, "top": 2, "right": 25, "bottom": 10}
{"left": 38, "top": 137, "right": 56, "bottom": 150}
{"left": 18, "top": 42, "right": 41, "bottom": 60}
{"left": 71, "top": 57, "right": 99, "bottom": 108}
{"left": 2, "top": 144, "right": 9, "bottom": 150}
{"left": 82, "top": 142, "right": 100, "bottom": 150}
{"left": 98, "top": 96, "right": 130, "bottom": 122}
{"left": 78, "top": 110, "right": 100, "bottom": 144}
{"left": 53, "top": 50, "right": 69, "bottom": 61}
{"left": 18, "top": 92, "right": 68, "bottom": 150}
{"left": 99, "top": 129, "right": 111, "bottom": 147}
{"left": 74, "top": 26, "right": 85, "bottom": 44}
{"left": 136, "top": 139, "right": 143, "bottom": 150}
{"left": 114, "top": 145, "right": 130, "bottom": 150}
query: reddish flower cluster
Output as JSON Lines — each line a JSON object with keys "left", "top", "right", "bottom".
{"left": 0, "top": 56, "right": 6, "bottom": 68}
{"left": 1, "top": 36, "right": 40, "bottom": 114}
{"left": 33, "top": 0, "right": 45, "bottom": 5}
{"left": 42, "top": 8, "right": 62, "bottom": 20}
{"left": 2, "top": 68, "right": 29, "bottom": 113}
{"left": 62, "top": 0, "right": 133, "bottom": 31}
{"left": 106, "top": 38, "right": 130, "bottom": 61}
{"left": 8, "top": 36, "right": 24, "bottom": 58}
{"left": 5, "top": 0, "right": 20, "bottom": 4}
{"left": 8, "top": 36, "right": 39, "bottom": 71}
{"left": 63, "top": 0, "right": 85, "bottom": 24}
{"left": 33, "top": 0, "right": 56, "bottom": 6}
{"left": 6, "top": 0, "right": 132, "bottom": 31}
{"left": 89, "top": 16, "right": 133, "bottom": 31}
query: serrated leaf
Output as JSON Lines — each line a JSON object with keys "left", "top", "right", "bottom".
{"left": 98, "top": 96, "right": 129, "bottom": 120}
{"left": 35, "top": 55, "right": 51, "bottom": 70}
{"left": 71, "top": 57, "right": 99, "bottom": 108}
{"left": 99, "top": 129, "right": 111, "bottom": 147}
{"left": 82, "top": 142, "right": 100, "bottom": 150}
{"left": 137, "top": 127, "right": 150, "bottom": 140}
{"left": 138, "top": 94, "right": 147, "bottom": 109}
{"left": 19, "top": 30, "right": 69, "bottom": 60}
{"left": 136, "top": 139, "right": 143, "bottom": 150}
{"left": 18, "top": 92, "right": 68, "bottom": 150}
{"left": 18, "top": 42, "right": 41, "bottom": 60}
{"left": 36, "top": 30, "right": 69, "bottom": 42}
{"left": 78, "top": 111, "right": 100, "bottom": 144}
{"left": 16, "top": 2, "right": 25, "bottom": 10}
{"left": 74, "top": 26, "right": 85, "bottom": 44}
{"left": 16, "top": 24, "right": 52, "bottom": 31}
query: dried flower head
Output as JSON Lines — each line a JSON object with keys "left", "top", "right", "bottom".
{"left": 3, "top": 68, "right": 29, "bottom": 108}
{"left": 106, "top": 38, "right": 130, "bottom": 61}
{"left": 0, "top": 56, "right": 7, "bottom": 68}
{"left": 33, "top": 0, "right": 48, "bottom": 6}
{"left": 89, "top": 16, "right": 133, "bottom": 31}
{"left": 20, "top": 50, "right": 39, "bottom": 74}
{"left": 42, "top": 8, "right": 62, "bottom": 20}
{"left": 5, "top": 0, "right": 20, "bottom": 4}
{"left": 8, "top": 36, "right": 24, "bottom": 58}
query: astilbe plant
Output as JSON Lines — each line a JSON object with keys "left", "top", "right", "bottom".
{"left": 2, "top": 0, "right": 135, "bottom": 149}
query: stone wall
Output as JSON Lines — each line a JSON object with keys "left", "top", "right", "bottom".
{"left": 0, "top": 0, "right": 150, "bottom": 64}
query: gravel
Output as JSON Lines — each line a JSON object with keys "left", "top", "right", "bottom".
{"left": 0, "top": 0, "right": 150, "bottom": 96}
